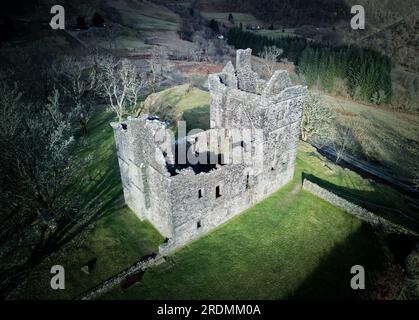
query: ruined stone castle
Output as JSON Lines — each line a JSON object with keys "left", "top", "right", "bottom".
{"left": 111, "top": 49, "right": 306, "bottom": 253}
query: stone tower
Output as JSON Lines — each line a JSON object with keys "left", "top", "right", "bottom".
{"left": 111, "top": 49, "right": 306, "bottom": 253}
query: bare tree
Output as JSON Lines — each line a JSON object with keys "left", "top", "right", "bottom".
{"left": 148, "top": 46, "right": 169, "bottom": 91}
{"left": 105, "top": 25, "right": 120, "bottom": 51}
{"left": 301, "top": 92, "right": 335, "bottom": 143}
{"left": 259, "top": 46, "right": 284, "bottom": 79}
{"left": 332, "top": 122, "right": 353, "bottom": 163}
{"left": 50, "top": 55, "right": 97, "bottom": 131}
{"left": 96, "top": 56, "right": 148, "bottom": 122}
{"left": 188, "top": 46, "right": 205, "bottom": 62}
{"left": 0, "top": 81, "right": 91, "bottom": 297}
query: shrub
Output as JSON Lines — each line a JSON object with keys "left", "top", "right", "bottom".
{"left": 92, "top": 12, "right": 104, "bottom": 28}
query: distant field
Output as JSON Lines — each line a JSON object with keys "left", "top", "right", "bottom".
{"left": 250, "top": 28, "right": 298, "bottom": 39}
{"left": 106, "top": 0, "right": 181, "bottom": 32}
{"left": 200, "top": 11, "right": 266, "bottom": 27}
{"left": 200, "top": 11, "right": 299, "bottom": 42}
{"left": 323, "top": 94, "right": 419, "bottom": 183}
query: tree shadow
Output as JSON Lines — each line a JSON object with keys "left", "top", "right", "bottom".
{"left": 288, "top": 223, "right": 388, "bottom": 300}
{"left": 181, "top": 104, "right": 210, "bottom": 132}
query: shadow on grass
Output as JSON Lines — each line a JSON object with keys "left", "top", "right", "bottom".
{"left": 289, "top": 223, "right": 387, "bottom": 300}
{"left": 40, "top": 109, "right": 125, "bottom": 257}
{"left": 302, "top": 173, "right": 419, "bottom": 232}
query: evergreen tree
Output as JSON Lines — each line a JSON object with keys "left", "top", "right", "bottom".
{"left": 76, "top": 16, "right": 88, "bottom": 30}
{"left": 227, "top": 28, "right": 392, "bottom": 104}
{"left": 209, "top": 19, "right": 219, "bottom": 33}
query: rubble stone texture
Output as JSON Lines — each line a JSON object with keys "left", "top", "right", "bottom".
{"left": 111, "top": 49, "right": 307, "bottom": 253}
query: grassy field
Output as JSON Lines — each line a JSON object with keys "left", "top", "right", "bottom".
{"left": 146, "top": 84, "right": 210, "bottom": 113}
{"left": 145, "top": 84, "right": 211, "bottom": 131}
{"left": 250, "top": 28, "right": 298, "bottom": 39}
{"left": 100, "top": 141, "right": 395, "bottom": 299}
{"left": 323, "top": 94, "right": 419, "bottom": 183}
{"left": 107, "top": 0, "right": 181, "bottom": 32}
{"left": 201, "top": 12, "right": 266, "bottom": 27}
{"left": 200, "top": 10, "right": 297, "bottom": 38}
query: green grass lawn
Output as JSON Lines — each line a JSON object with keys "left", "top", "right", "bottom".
{"left": 100, "top": 143, "right": 391, "bottom": 299}
{"left": 145, "top": 84, "right": 211, "bottom": 131}
{"left": 146, "top": 84, "right": 210, "bottom": 113}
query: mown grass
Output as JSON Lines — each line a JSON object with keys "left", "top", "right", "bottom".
{"left": 100, "top": 143, "right": 390, "bottom": 299}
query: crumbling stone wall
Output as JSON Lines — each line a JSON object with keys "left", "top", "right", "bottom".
{"left": 112, "top": 49, "right": 307, "bottom": 252}
{"left": 302, "top": 179, "right": 418, "bottom": 236}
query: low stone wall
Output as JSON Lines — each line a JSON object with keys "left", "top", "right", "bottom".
{"left": 76, "top": 255, "right": 166, "bottom": 300}
{"left": 302, "top": 179, "right": 418, "bottom": 236}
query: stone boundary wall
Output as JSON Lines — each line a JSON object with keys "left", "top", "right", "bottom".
{"left": 75, "top": 255, "right": 166, "bottom": 300}
{"left": 302, "top": 179, "right": 418, "bottom": 236}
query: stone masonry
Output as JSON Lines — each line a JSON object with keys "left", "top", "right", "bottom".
{"left": 111, "top": 49, "right": 307, "bottom": 253}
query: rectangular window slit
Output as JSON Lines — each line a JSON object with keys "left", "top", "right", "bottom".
{"left": 216, "top": 185, "right": 221, "bottom": 198}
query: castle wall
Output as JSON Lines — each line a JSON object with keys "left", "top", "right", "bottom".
{"left": 111, "top": 117, "right": 173, "bottom": 238}
{"left": 168, "top": 164, "right": 247, "bottom": 244}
